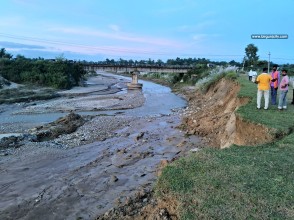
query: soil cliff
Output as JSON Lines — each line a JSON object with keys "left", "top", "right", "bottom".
{"left": 181, "top": 78, "right": 274, "bottom": 148}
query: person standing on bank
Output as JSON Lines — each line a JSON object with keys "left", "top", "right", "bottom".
{"left": 292, "top": 79, "right": 294, "bottom": 105}
{"left": 255, "top": 67, "right": 277, "bottom": 110}
{"left": 278, "top": 69, "right": 289, "bottom": 110}
{"left": 270, "top": 64, "right": 280, "bottom": 105}
{"left": 248, "top": 69, "right": 253, "bottom": 81}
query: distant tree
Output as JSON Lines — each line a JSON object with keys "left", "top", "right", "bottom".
{"left": 128, "top": 59, "right": 134, "bottom": 66}
{"left": 256, "top": 60, "right": 268, "bottom": 71}
{"left": 55, "top": 53, "right": 66, "bottom": 62}
{"left": 0, "top": 48, "right": 13, "bottom": 59}
{"left": 229, "top": 60, "right": 241, "bottom": 67}
{"left": 245, "top": 44, "right": 259, "bottom": 68}
{"left": 156, "top": 59, "right": 164, "bottom": 66}
{"left": 138, "top": 60, "right": 146, "bottom": 65}
{"left": 147, "top": 58, "right": 154, "bottom": 65}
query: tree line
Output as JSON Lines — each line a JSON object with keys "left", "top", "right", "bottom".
{"left": 0, "top": 48, "right": 86, "bottom": 89}
{"left": 1, "top": 44, "right": 293, "bottom": 90}
{"left": 86, "top": 57, "right": 240, "bottom": 67}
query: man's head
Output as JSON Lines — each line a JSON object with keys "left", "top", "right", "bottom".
{"left": 272, "top": 64, "right": 278, "bottom": 71}
{"left": 263, "top": 67, "right": 268, "bottom": 73}
{"left": 282, "top": 69, "right": 287, "bottom": 75}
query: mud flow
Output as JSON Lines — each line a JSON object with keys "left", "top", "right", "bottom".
{"left": 0, "top": 72, "right": 200, "bottom": 219}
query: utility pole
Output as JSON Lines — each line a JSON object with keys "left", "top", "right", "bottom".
{"left": 242, "top": 56, "right": 245, "bottom": 71}
{"left": 268, "top": 52, "right": 271, "bottom": 73}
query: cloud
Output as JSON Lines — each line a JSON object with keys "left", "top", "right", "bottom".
{"left": 0, "top": 30, "right": 183, "bottom": 59}
{"left": 109, "top": 24, "right": 120, "bottom": 32}
{"left": 194, "top": 20, "right": 216, "bottom": 31}
{"left": 47, "top": 26, "right": 182, "bottom": 47}
{"left": 191, "top": 33, "right": 221, "bottom": 42}
{"left": 192, "top": 34, "right": 208, "bottom": 41}
{"left": 0, "top": 16, "right": 24, "bottom": 27}
{"left": 177, "top": 20, "right": 217, "bottom": 33}
{"left": 0, "top": 41, "right": 46, "bottom": 49}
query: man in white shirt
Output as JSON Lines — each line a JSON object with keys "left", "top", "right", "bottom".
{"left": 248, "top": 69, "right": 253, "bottom": 81}
{"left": 291, "top": 78, "right": 294, "bottom": 105}
{"left": 248, "top": 69, "right": 257, "bottom": 82}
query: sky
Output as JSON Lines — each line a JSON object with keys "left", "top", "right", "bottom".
{"left": 0, "top": 0, "right": 293, "bottom": 63}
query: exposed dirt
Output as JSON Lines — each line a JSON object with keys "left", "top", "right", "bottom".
{"left": 95, "top": 78, "right": 279, "bottom": 220}
{"left": 180, "top": 78, "right": 274, "bottom": 148}
{"left": 0, "top": 76, "right": 278, "bottom": 220}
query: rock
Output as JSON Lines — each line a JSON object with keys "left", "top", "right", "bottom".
{"left": 134, "top": 132, "right": 144, "bottom": 141}
{"left": 159, "top": 208, "right": 172, "bottom": 219}
{"left": 30, "top": 113, "right": 86, "bottom": 142}
{"left": 0, "top": 135, "right": 24, "bottom": 149}
{"left": 0, "top": 152, "right": 9, "bottom": 156}
{"left": 190, "top": 148, "right": 199, "bottom": 152}
{"left": 176, "top": 140, "right": 187, "bottom": 147}
{"left": 110, "top": 175, "right": 119, "bottom": 183}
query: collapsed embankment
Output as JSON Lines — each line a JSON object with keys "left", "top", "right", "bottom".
{"left": 181, "top": 78, "right": 275, "bottom": 148}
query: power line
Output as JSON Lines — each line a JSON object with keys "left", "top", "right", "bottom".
{"left": 1, "top": 33, "right": 294, "bottom": 61}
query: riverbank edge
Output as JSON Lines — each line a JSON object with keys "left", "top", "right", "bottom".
{"left": 96, "top": 74, "right": 294, "bottom": 219}
{"left": 153, "top": 76, "right": 294, "bottom": 219}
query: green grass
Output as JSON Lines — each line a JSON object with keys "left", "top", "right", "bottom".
{"left": 237, "top": 76, "right": 294, "bottom": 134}
{"left": 200, "top": 71, "right": 238, "bottom": 93}
{"left": 155, "top": 74, "right": 294, "bottom": 219}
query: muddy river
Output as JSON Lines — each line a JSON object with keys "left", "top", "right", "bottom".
{"left": 0, "top": 72, "right": 199, "bottom": 220}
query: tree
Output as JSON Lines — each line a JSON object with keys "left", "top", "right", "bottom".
{"left": 229, "top": 60, "right": 241, "bottom": 67}
{"left": 245, "top": 44, "right": 259, "bottom": 68}
{"left": 156, "top": 59, "right": 164, "bottom": 66}
{"left": 0, "top": 48, "right": 13, "bottom": 59}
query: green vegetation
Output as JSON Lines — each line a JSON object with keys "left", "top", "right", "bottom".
{"left": 244, "top": 43, "right": 259, "bottom": 67}
{"left": 156, "top": 75, "right": 294, "bottom": 219}
{"left": 199, "top": 70, "right": 238, "bottom": 93}
{"left": 101, "top": 57, "right": 232, "bottom": 67}
{"left": 0, "top": 87, "right": 59, "bottom": 104}
{"left": 0, "top": 48, "right": 86, "bottom": 89}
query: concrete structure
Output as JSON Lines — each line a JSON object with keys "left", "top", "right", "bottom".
{"left": 83, "top": 64, "right": 191, "bottom": 74}
{"left": 127, "top": 69, "right": 143, "bottom": 90}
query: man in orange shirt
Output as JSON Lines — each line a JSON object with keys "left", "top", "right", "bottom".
{"left": 255, "top": 67, "right": 276, "bottom": 109}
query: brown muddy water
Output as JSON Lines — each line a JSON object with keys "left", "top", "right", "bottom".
{"left": 0, "top": 72, "right": 200, "bottom": 220}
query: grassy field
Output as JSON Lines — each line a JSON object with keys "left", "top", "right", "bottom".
{"left": 156, "top": 74, "right": 294, "bottom": 219}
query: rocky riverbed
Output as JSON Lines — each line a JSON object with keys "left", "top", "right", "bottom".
{"left": 0, "top": 72, "right": 201, "bottom": 219}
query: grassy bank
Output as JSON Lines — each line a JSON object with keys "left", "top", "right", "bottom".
{"left": 0, "top": 87, "right": 59, "bottom": 104}
{"left": 155, "top": 74, "right": 294, "bottom": 219}
{"left": 237, "top": 77, "right": 294, "bottom": 134}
